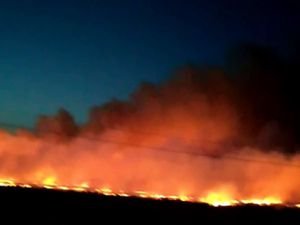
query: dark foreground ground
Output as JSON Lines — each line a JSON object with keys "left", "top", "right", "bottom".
{"left": 1, "top": 186, "right": 300, "bottom": 224}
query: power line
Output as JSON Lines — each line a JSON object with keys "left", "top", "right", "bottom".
{"left": 1, "top": 121, "right": 300, "bottom": 168}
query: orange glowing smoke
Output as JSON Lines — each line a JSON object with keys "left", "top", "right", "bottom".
{"left": 1, "top": 64, "right": 300, "bottom": 207}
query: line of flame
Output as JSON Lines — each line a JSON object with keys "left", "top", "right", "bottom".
{"left": 0, "top": 178, "right": 298, "bottom": 207}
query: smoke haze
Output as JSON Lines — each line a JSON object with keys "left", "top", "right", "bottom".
{"left": 1, "top": 44, "right": 300, "bottom": 203}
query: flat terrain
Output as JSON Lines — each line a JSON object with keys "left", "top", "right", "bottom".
{"left": 1, "top": 186, "right": 300, "bottom": 224}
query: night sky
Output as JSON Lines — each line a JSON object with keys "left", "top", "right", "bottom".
{"left": 0, "top": 0, "right": 298, "bottom": 126}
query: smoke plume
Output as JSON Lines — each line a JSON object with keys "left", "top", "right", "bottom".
{"left": 1, "top": 44, "right": 300, "bottom": 203}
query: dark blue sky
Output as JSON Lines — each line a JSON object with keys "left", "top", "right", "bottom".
{"left": 0, "top": 0, "right": 298, "bottom": 126}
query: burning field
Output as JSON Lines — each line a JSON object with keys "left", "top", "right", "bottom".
{"left": 1, "top": 45, "right": 300, "bottom": 208}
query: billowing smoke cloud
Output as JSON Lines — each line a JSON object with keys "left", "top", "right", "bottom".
{"left": 1, "top": 44, "right": 300, "bottom": 203}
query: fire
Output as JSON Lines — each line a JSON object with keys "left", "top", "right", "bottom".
{"left": 1, "top": 123, "right": 300, "bottom": 208}
{"left": 178, "top": 195, "right": 191, "bottom": 202}
{"left": 198, "top": 193, "right": 282, "bottom": 206}
{"left": 240, "top": 197, "right": 282, "bottom": 205}
{"left": 42, "top": 176, "right": 57, "bottom": 186}
{"left": 1, "top": 67, "right": 300, "bottom": 209}
{"left": 0, "top": 178, "right": 16, "bottom": 187}
{"left": 199, "top": 192, "right": 238, "bottom": 206}
{"left": 97, "top": 187, "right": 115, "bottom": 196}
{"left": 71, "top": 182, "right": 90, "bottom": 192}
{"left": 0, "top": 177, "right": 294, "bottom": 207}
{"left": 1, "top": 122, "right": 300, "bottom": 208}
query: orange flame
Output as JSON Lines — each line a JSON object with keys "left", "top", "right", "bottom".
{"left": 0, "top": 177, "right": 295, "bottom": 207}
{"left": 1, "top": 70, "right": 300, "bottom": 208}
